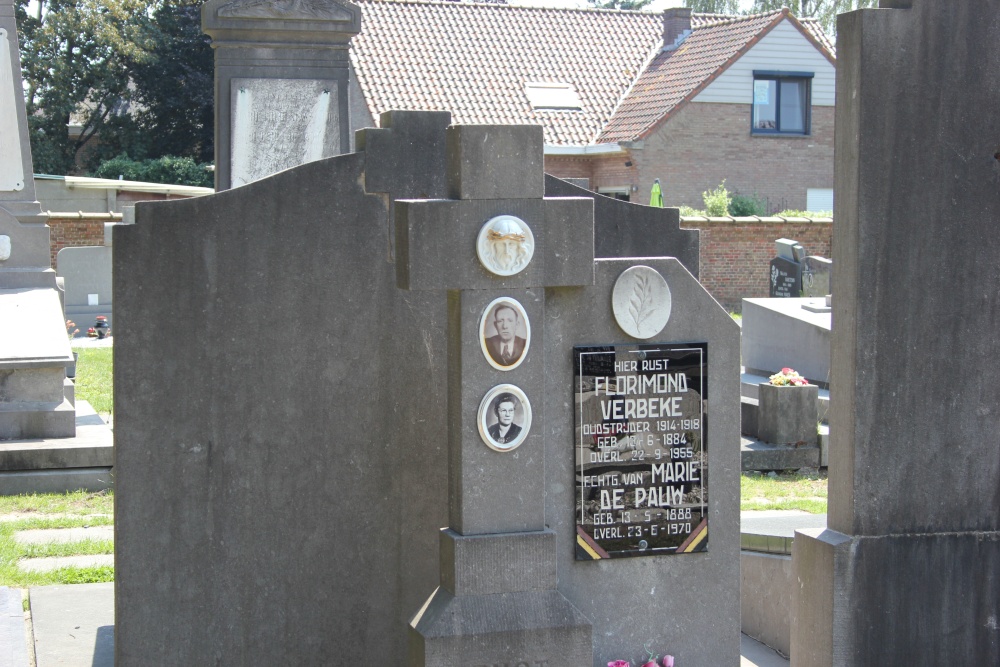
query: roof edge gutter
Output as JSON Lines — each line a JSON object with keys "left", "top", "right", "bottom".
{"left": 64, "top": 176, "right": 214, "bottom": 197}
{"left": 543, "top": 143, "right": 627, "bottom": 156}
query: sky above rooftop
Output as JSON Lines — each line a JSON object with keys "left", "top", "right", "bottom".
{"left": 508, "top": 0, "right": 758, "bottom": 11}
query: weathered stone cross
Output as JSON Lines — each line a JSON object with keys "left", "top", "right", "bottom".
{"left": 396, "top": 124, "right": 594, "bottom": 667}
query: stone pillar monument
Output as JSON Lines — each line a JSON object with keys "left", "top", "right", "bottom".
{"left": 791, "top": 1, "right": 1000, "bottom": 664}
{"left": 0, "top": 0, "right": 75, "bottom": 440}
{"left": 202, "top": 0, "right": 361, "bottom": 191}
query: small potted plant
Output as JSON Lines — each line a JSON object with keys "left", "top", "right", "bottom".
{"left": 758, "top": 367, "right": 818, "bottom": 445}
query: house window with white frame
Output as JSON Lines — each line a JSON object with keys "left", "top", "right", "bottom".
{"left": 752, "top": 71, "right": 812, "bottom": 135}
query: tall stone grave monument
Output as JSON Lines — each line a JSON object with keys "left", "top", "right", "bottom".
{"left": 202, "top": 0, "right": 361, "bottom": 191}
{"left": 0, "top": 0, "right": 75, "bottom": 440}
{"left": 791, "top": 1, "right": 1000, "bottom": 664}
{"left": 115, "top": 112, "right": 739, "bottom": 665}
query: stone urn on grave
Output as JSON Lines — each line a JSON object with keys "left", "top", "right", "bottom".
{"left": 757, "top": 370, "right": 818, "bottom": 446}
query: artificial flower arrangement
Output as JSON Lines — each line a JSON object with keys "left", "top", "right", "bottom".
{"left": 609, "top": 643, "right": 674, "bottom": 667}
{"left": 768, "top": 367, "right": 810, "bottom": 386}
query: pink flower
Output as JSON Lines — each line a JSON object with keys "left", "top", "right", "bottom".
{"left": 781, "top": 367, "right": 794, "bottom": 374}
{"left": 662, "top": 656, "right": 675, "bottom": 667}
{"left": 608, "top": 661, "right": 631, "bottom": 667}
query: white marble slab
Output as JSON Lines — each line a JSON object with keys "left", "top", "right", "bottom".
{"left": 231, "top": 78, "right": 339, "bottom": 187}
{"left": 0, "top": 28, "right": 25, "bottom": 192}
{"left": 0, "top": 288, "right": 73, "bottom": 364}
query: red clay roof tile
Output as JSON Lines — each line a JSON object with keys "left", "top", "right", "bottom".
{"left": 350, "top": 0, "right": 833, "bottom": 146}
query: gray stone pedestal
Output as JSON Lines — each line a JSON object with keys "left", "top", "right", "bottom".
{"left": 757, "top": 382, "right": 818, "bottom": 446}
{"left": 410, "top": 530, "right": 591, "bottom": 667}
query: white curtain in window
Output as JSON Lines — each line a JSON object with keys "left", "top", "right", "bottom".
{"left": 779, "top": 80, "right": 805, "bottom": 132}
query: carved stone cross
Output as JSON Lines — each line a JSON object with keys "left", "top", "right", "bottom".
{"left": 396, "top": 124, "right": 594, "bottom": 667}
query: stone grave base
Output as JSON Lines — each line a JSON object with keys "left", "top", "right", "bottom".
{"left": 409, "top": 588, "right": 592, "bottom": 667}
{"left": 0, "top": 400, "right": 113, "bottom": 494}
{"left": 0, "top": 287, "right": 76, "bottom": 440}
{"left": 792, "top": 527, "right": 1000, "bottom": 665}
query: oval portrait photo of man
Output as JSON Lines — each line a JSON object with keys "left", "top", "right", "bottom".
{"left": 480, "top": 297, "right": 531, "bottom": 371}
{"left": 477, "top": 384, "right": 532, "bottom": 452}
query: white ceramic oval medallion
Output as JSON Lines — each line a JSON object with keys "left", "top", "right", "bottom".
{"left": 476, "top": 215, "right": 534, "bottom": 277}
{"left": 612, "top": 265, "right": 672, "bottom": 339}
{"left": 0, "top": 235, "right": 10, "bottom": 261}
{"left": 479, "top": 297, "right": 530, "bottom": 371}
{"left": 477, "top": 384, "right": 532, "bottom": 452}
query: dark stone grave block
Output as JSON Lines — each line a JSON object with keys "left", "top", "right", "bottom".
{"left": 792, "top": 2, "right": 1000, "bottom": 664}
{"left": 757, "top": 383, "right": 818, "bottom": 446}
{"left": 115, "top": 118, "right": 450, "bottom": 666}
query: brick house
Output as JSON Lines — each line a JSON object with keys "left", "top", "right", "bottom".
{"left": 347, "top": 2, "right": 836, "bottom": 212}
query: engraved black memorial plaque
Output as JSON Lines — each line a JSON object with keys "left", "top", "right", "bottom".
{"left": 574, "top": 343, "right": 708, "bottom": 560}
{"left": 769, "top": 256, "right": 802, "bottom": 298}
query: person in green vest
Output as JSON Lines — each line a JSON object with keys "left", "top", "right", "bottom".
{"left": 650, "top": 178, "right": 663, "bottom": 207}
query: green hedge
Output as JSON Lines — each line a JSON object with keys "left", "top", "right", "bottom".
{"left": 91, "top": 155, "right": 213, "bottom": 188}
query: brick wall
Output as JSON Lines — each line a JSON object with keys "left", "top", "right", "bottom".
{"left": 631, "top": 101, "right": 835, "bottom": 211}
{"left": 544, "top": 154, "right": 644, "bottom": 200}
{"left": 545, "top": 156, "right": 834, "bottom": 309}
{"left": 543, "top": 156, "right": 592, "bottom": 184}
{"left": 48, "top": 218, "right": 107, "bottom": 268}
{"left": 590, "top": 155, "right": 639, "bottom": 196}
{"left": 681, "top": 217, "right": 833, "bottom": 310}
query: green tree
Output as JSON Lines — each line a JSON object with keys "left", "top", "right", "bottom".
{"left": 587, "top": 0, "right": 653, "bottom": 9}
{"left": 16, "top": 0, "right": 153, "bottom": 175}
{"left": 813, "top": 0, "right": 879, "bottom": 36}
{"left": 683, "top": 0, "right": 740, "bottom": 13}
{"left": 107, "top": 1, "right": 214, "bottom": 164}
{"left": 747, "top": 0, "right": 879, "bottom": 35}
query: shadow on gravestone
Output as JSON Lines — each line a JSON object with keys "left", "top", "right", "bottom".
{"left": 115, "top": 110, "right": 736, "bottom": 666}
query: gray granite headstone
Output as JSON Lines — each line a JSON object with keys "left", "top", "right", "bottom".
{"left": 115, "top": 115, "right": 450, "bottom": 665}
{"left": 769, "top": 238, "right": 805, "bottom": 298}
{"left": 801, "top": 255, "right": 831, "bottom": 298}
{"left": 398, "top": 127, "right": 740, "bottom": 665}
{"left": 545, "top": 175, "right": 699, "bottom": 277}
{"left": 115, "top": 112, "right": 740, "bottom": 666}
{"left": 202, "top": 0, "right": 361, "bottom": 191}
{"left": 792, "top": 2, "right": 1000, "bottom": 664}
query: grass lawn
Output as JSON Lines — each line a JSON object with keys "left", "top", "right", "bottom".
{"left": 74, "top": 347, "right": 113, "bottom": 418}
{"left": 0, "top": 490, "right": 114, "bottom": 587}
{"left": 741, "top": 469, "right": 827, "bottom": 513}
